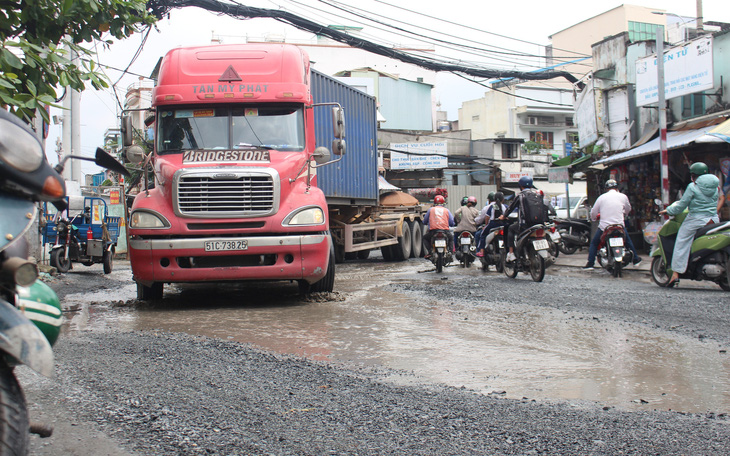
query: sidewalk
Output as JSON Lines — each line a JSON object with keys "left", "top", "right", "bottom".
{"left": 553, "top": 249, "right": 651, "bottom": 272}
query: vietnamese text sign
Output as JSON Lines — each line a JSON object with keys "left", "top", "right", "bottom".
{"left": 635, "top": 36, "right": 713, "bottom": 107}
{"left": 390, "top": 142, "right": 448, "bottom": 170}
{"left": 548, "top": 167, "right": 571, "bottom": 184}
{"left": 503, "top": 171, "right": 532, "bottom": 183}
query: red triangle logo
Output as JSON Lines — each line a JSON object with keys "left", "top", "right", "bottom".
{"left": 219, "top": 65, "right": 242, "bottom": 82}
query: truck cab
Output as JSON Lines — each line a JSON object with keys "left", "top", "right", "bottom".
{"left": 125, "top": 44, "right": 339, "bottom": 300}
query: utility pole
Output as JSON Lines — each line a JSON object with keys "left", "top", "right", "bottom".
{"left": 61, "top": 41, "right": 82, "bottom": 184}
{"left": 657, "top": 27, "right": 669, "bottom": 207}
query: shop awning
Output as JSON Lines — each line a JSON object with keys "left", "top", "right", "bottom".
{"left": 593, "top": 127, "right": 720, "bottom": 166}
{"left": 551, "top": 153, "right": 592, "bottom": 168}
{"left": 706, "top": 118, "right": 730, "bottom": 144}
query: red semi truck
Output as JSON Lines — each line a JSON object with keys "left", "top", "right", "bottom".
{"left": 123, "top": 43, "right": 423, "bottom": 300}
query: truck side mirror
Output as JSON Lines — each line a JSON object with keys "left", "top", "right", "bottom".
{"left": 121, "top": 115, "right": 133, "bottom": 147}
{"left": 331, "top": 107, "right": 345, "bottom": 139}
{"left": 313, "top": 146, "right": 331, "bottom": 165}
{"left": 331, "top": 139, "right": 346, "bottom": 156}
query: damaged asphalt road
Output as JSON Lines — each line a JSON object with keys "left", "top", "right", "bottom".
{"left": 20, "top": 260, "right": 730, "bottom": 455}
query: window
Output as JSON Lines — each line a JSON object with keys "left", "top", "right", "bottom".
{"left": 565, "top": 117, "right": 574, "bottom": 127}
{"left": 529, "top": 131, "right": 554, "bottom": 149}
{"left": 502, "top": 143, "right": 518, "bottom": 159}
{"left": 566, "top": 131, "right": 579, "bottom": 145}
{"left": 681, "top": 93, "right": 705, "bottom": 119}
{"left": 628, "top": 21, "right": 664, "bottom": 42}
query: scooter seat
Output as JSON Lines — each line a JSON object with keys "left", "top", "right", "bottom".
{"left": 694, "top": 221, "right": 730, "bottom": 239}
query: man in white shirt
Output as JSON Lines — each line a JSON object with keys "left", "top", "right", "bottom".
{"left": 582, "top": 179, "right": 643, "bottom": 270}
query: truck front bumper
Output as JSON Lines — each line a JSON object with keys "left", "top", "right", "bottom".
{"left": 129, "top": 234, "right": 330, "bottom": 285}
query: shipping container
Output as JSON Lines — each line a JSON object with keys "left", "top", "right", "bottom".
{"left": 311, "top": 70, "right": 379, "bottom": 205}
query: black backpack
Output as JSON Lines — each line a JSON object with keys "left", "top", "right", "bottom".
{"left": 521, "top": 191, "right": 548, "bottom": 226}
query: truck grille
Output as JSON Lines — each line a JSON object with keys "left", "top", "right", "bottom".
{"left": 175, "top": 171, "right": 277, "bottom": 218}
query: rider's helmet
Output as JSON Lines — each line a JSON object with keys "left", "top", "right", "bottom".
{"left": 518, "top": 175, "right": 535, "bottom": 189}
{"left": 434, "top": 195, "right": 445, "bottom": 205}
{"left": 689, "top": 162, "right": 709, "bottom": 177}
{"left": 494, "top": 191, "right": 504, "bottom": 203}
{"left": 467, "top": 196, "right": 477, "bottom": 206}
{"left": 605, "top": 179, "right": 618, "bottom": 189}
{"left": 460, "top": 196, "right": 468, "bottom": 206}
{"left": 487, "top": 192, "right": 495, "bottom": 202}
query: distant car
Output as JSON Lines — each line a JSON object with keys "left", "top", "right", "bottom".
{"left": 553, "top": 194, "right": 588, "bottom": 219}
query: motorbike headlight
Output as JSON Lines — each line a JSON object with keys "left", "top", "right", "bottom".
{"left": 130, "top": 210, "right": 170, "bottom": 229}
{"left": 0, "top": 118, "right": 44, "bottom": 172}
{"left": 284, "top": 206, "right": 325, "bottom": 226}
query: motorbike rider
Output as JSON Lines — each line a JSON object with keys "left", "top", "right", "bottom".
{"left": 423, "top": 195, "right": 455, "bottom": 258}
{"left": 658, "top": 162, "right": 723, "bottom": 285}
{"left": 499, "top": 176, "right": 541, "bottom": 263}
{"left": 454, "top": 196, "right": 479, "bottom": 238}
{"left": 476, "top": 192, "right": 507, "bottom": 257}
{"left": 582, "top": 179, "right": 642, "bottom": 270}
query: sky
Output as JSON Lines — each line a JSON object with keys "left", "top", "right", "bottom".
{"left": 47, "top": 0, "right": 730, "bottom": 176}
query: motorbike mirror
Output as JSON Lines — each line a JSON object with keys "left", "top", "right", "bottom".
{"left": 654, "top": 198, "right": 663, "bottom": 207}
{"left": 95, "top": 147, "right": 130, "bottom": 177}
{"left": 125, "top": 145, "right": 146, "bottom": 165}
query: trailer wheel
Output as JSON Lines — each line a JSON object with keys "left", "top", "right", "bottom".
{"left": 356, "top": 249, "right": 370, "bottom": 260}
{"left": 409, "top": 220, "right": 423, "bottom": 258}
{"left": 381, "top": 245, "right": 394, "bottom": 261}
{"left": 393, "top": 221, "right": 412, "bottom": 261}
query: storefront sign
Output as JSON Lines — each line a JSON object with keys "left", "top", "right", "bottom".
{"left": 390, "top": 142, "right": 448, "bottom": 170}
{"left": 503, "top": 171, "right": 532, "bottom": 183}
{"left": 548, "top": 167, "right": 571, "bottom": 184}
{"left": 636, "top": 36, "right": 714, "bottom": 107}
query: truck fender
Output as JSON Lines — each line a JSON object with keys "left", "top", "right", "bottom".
{"left": 0, "top": 298, "right": 54, "bottom": 377}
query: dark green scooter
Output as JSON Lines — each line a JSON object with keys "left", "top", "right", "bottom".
{"left": 650, "top": 210, "right": 730, "bottom": 290}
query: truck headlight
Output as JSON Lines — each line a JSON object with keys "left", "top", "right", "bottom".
{"left": 284, "top": 207, "right": 325, "bottom": 226}
{"left": 130, "top": 210, "right": 170, "bottom": 229}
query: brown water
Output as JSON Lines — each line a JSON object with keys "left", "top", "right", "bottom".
{"left": 61, "top": 262, "right": 730, "bottom": 414}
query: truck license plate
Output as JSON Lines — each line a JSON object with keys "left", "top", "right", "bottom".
{"left": 532, "top": 239, "right": 549, "bottom": 251}
{"left": 204, "top": 240, "right": 248, "bottom": 252}
{"left": 608, "top": 237, "right": 624, "bottom": 247}
{"left": 435, "top": 239, "right": 447, "bottom": 248}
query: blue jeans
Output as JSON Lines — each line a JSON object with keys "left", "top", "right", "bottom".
{"left": 586, "top": 226, "right": 640, "bottom": 266}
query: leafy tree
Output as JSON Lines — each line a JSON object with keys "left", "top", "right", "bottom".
{"left": 0, "top": 0, "right": 157, "bottom": 123}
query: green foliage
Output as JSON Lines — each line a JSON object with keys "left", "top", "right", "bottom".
{"left": 522, "top": 140, "right": 542, "bottom": 154}
{"left": 0, "top": 0, "right": 157, "bottom": 123}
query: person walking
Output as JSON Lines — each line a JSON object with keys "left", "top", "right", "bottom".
{"left": 582, "top": 179, "right": 643, "bottom": 270}
{"left": 658, "top": 162, "right": 723, "bottom": 285}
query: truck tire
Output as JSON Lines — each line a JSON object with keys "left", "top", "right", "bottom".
{"left": 137, "top": 282, "right": 163, "bottom": 300}
{"left": 356, "top": 249, "right": 370, "bottom": 260}
{"left": 409, "top": 220, "right": 423, "bottom": 258}
{"left": 393, "top": 221, "right": 412, "bottom": 261}
{"left": 381, "top": 245, "right": 394, "bottom": 261}
{"left": 300, "top": 248, "right": 335, "bottom": 293}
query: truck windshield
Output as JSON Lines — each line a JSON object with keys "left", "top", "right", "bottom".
{"left": 157, "top": 104, "right": 305, "bottom": 154}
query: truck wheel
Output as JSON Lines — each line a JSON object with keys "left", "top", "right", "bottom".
{"left": 356, "top": 249, "right": 370, "bottom": 260}
{"left": 137, "top": 282, "right": 163, "bottom": 300}
{"left": 102, "top": 249, "right": 113, "bottom": 274}
{"left": 51, "top": 248, "right": 71, "bottom": 273}
{"left": 409, "top": 221, "right": 423, "bottom": 258}
{"left": 393, "top": 221, "right": 412, "bottom": 261}
{"left": 381, "top": 245, "right": 394, "bottom": 261}
{"left": 301, "top": 248, "right": 335, "bottom": 293}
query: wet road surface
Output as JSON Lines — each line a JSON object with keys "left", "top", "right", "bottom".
{"left": 57, "top": 259, "right": 730, "bottom": 415}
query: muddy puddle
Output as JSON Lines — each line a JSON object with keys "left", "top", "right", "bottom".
{"left": 60, "top": 262, "right": 730, "bottom": 414}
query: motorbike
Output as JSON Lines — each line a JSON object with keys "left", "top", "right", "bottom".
{"left": 0, "top": 109, "right": 129, "bottom": 452}
{"left": 555, "top": 218, "right": 591, "bottom": 254}
{"left": 480, "top": 225, "right": 504, "bottom": 272}
{"left": 596, "top": 224, "right": 633, "bottom": 278}
{"left": 650, "top": 210, "right": 730, "bottom": 290}
{"left": 455, "top": 231, "right": 477, "bottom": 268}
{"left": 545, "top": 223, "right": 561, "bottom": 267}
{"left": 429, "top": 230, "right": 453, "bottom": 273}
{"left": 502, "top": 223, "right": 552, "bottom": 282}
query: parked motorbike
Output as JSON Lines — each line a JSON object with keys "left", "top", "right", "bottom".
{"left": 480, "top": 225, "right": 504, "bottom": 272}
{"left": 597, "top": 224, "right": 633, "bottom": 278}
{"left": 502, "top": 223, "right": 552, "bottom": 282}
{"left": 429, "top": 230, "right": 453, "bottom": 273}
{"left": 455, "top": 231, "right": 477, "bottom": 268}
{"left": 0, "top": 109, "right": 129, "bottom": 452}
{"left": 545, "top": 223, "right": 561, "bottom": 267}
{"left": 650, "top": 210, "right": 730, "bottom": 289}
{"left": 555, "top": 218, "right": 591, "bottom": 254}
